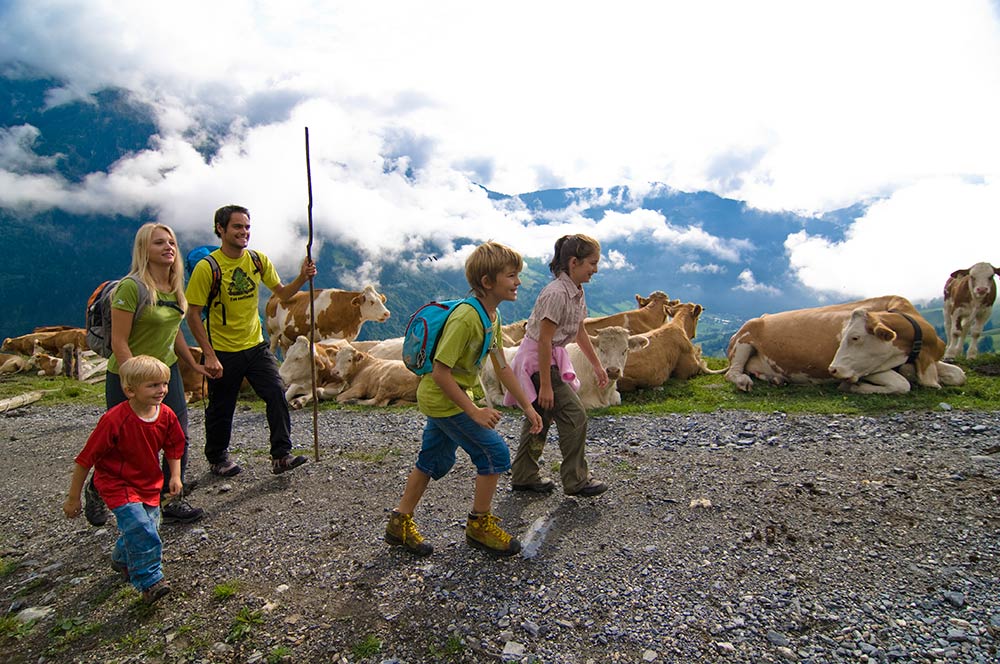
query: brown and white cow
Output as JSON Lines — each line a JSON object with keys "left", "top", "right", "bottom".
{"left": 278, "top": 336, "right": 348, "bottom": 409}
{"left": 943, "top": 262, "right": 999, "bottom": 360}
{"left": 583, "top": 291, "right": 677, "bottom": 336}
{"left": 2, "top": 331, "right": 59, "bottom": 356}
{"left": 32, "top": 351, "right": 63, "bottom": 377}
{"left": 331, "top": 345, "right": 419, "bottom": 407}
{"left": 617, "top": 303, "right": 721, "bottom": 392}
{"left": 37, "top": 328, "right": 87, "bottom": 353}
{"left": 479, "top": 326, "right": 649, "bottom": 409}
{"left": 726, "top": 295, "right": 965, "bottom": 394}
{"left": 265, "top": 285, "right": 391, "bottom": 354}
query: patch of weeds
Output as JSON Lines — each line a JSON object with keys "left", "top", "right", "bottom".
{"left": 351, "top": 634, "right": 382, "bottom": 659}
{"left": 119, "top": 631, "right": 144, "bottom": 649}
{"left": 47, "top": 616, "right": 100, "bottom": 652}
{"left": 341, "top": 447, "right": 399, "bottom": 463}
{"left": 0, "top": 556, "right": 18, "bottom": 576}
{"left": 227, "top": 606, "right": 263, "bottom": 643}
{"left": 550, "top": 461, "right": 561, "bottom": 474}
{"left": 268, "top": 645, "right": 293, "bottom": 663}
{"left": 0, "top": 614, "right": 34, "bottom": 641}
{"left": 427, "top": 635, "right": 465, "bottom": 658}
{"left": 212, "top": 579, "right": 241, "bottom": 601}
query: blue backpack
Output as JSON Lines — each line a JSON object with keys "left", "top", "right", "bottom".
{"left": 402, "top": 297, "right": 493, "bottom": 375}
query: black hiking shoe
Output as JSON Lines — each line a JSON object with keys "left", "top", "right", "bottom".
{"left": 84, "top": 475, "right": 109, "bottom": 526}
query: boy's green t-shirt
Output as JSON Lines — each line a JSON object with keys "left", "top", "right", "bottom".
{"left": 107, "top": 278, "right": 181, "bottom": 374}
{"left": 185, "top": 249, "right": 279, "bottom": 352}
{"left": 417, "top": 302, "right": 502, "bottom": 418}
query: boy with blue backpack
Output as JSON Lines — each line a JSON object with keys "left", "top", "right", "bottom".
{"left": 386, "top": 241, "right": 542, "bottom": 557}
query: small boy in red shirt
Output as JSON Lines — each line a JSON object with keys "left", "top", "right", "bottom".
{"left": 64, "top": 355, "right": 184, "bottom": 604}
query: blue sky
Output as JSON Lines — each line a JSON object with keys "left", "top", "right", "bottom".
{"left": 1, "top": 0, "right": 999, "bottom": 301}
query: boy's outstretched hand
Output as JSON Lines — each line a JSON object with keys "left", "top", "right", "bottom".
{"left": 63, "top": 495, "right": 82, "bottom": 519}
{"left": 473, "top": 406, "right": 503, "bottom": 430}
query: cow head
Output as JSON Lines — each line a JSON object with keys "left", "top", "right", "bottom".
{"left": 332, "top": 345, "right": 365, "bottom": 382}
{"left": 352, "top": 285, "right": 391, "bottom": 323}
{"left": 591, "top": 326, "right": 650, "bottom": 381}
{"left": 961, "top": 262, "right": 1000, "bottom": 300}
{"left": 828, "top": 308, "right": 904, "bottom": 382}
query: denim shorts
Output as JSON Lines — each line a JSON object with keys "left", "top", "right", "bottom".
{"left": 416, "top": 412, "right": 511, "bottom": 479}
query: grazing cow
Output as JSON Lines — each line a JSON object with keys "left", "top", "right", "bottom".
{"left": 583, "top": 291, "right": 677, "bottom": 335}
{"left": 332, "top": 346, "right": 419, "bottom": 406}
{"left": 37, "top": 328, "right": 87, "bottom": 353}
{"left": 0, "top": 353, "right": 31, "bottom": 374}
{"left": 265, "top": 284, "right": 391, "bottom": 354}
{"left": 2, "top": 331, "right": 59, "bottom": 356}
{"left": 943, "top": 262, "right": 1000, "bottom": 360}
{"left": 726, "top": 295, "right": 965, "bottom": 394}
{"left": 278, "top": 336, "right": 348, "bottom": 409}
{"left": 617, "top": 304, "right": 721, "bottom": 392}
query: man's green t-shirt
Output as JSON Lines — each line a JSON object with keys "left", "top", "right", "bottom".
{"left": 417, "top": 302, "right": 502, "bottom": 418}
{"left": 107, "top": 278, "right": 181, "bottom": 374}
{"left": 185, "top": 250, "right": 279, "bottom": 352}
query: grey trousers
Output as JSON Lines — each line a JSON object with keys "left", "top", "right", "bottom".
{"left": 511, "top": 366, "right": 591, "bottom": 493}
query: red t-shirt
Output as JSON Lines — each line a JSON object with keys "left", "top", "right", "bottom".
{"left": 75, "top": 401, "right": 185, "bottom": 509}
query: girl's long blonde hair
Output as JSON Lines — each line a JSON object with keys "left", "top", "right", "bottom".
{"left": 129, "top": 222, "right": 187, "bottom": 313}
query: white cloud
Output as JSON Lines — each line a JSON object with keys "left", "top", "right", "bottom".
{"left": 0, "top": 0, "right": 998, "bottom": 285}
{"left": 785, "top": 176, "right": 1000, "bottom": 302}
{"left": 603, "top": 250, "right": 631, "bottom": 271}
{"left": 734, "top": 269, "right": 781, "bottom": 296}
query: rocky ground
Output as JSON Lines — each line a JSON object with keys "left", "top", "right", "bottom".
{"left": 1, "top": 403, "right": 999, "bottom": 663}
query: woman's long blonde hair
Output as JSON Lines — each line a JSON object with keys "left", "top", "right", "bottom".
{"left": 129, "top": 222, "right": 187, "bottom": 313}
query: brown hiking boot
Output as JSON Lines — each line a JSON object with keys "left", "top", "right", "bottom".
{"left": 141, "top": 579, "right": 171, "bottom": 605}
{"left": 466, "top": 512, "right": 521, "bottom": 557}
{"left": 385, "top": 510, "right": 433, "bottom": 556}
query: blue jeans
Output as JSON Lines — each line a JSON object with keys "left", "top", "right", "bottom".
{"left": 416, "top": 412, "right": 511, "bottom": 480}
{"left": 111, "top": 502, "right": 163, "bottom": 592}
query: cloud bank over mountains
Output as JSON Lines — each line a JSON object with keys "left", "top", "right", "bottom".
{"left": 1, "top": 1, "right": 1000, "bottom": 303}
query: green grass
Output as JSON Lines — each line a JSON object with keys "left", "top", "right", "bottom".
{"left": 212, "top": 580, "right": 241, "bottom": 601}
{"left": 602, "top": 354, "right": 1000, "bottom": 416}
{"left": 427, "top": 635, "right": 465, "bottom": 658}
{"left": 226, "top": 607, "right": 263, "bottom": 643}
{"left": 352, "top": 634, "right": 382, "bottom": 659}
{"left": 0, "top": 557, "right": 17, "bottom": 577}
{"left": 0, "top": 614, "right": 34, "bottom": 642}
{"left": 0, "top": 374, "right": 105, "bottom": 406}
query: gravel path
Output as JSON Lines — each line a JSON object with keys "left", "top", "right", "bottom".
{"left": 1, "top": 404, "right": 999, "bottom": 663}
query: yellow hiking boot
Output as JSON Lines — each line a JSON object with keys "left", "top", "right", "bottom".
{"left": 466, "top": 512, "right": 521, "bottom": 557}
{"left": 385, "top": 510, "right": 433, "bottom": 556}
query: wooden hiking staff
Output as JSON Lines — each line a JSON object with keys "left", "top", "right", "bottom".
{"left": 304, "top": 127, "right": 320, "bottom": 462}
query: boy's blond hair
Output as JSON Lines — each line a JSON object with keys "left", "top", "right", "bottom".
{"left": 465, "top": 241, "right": 524, "bottom": 297}
{"left": 119, "top": 355, "right": 170, "bottom": 391}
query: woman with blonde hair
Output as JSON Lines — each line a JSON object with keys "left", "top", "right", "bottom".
{"left": 84, "top": 222, "right": 209, "bottom": 527}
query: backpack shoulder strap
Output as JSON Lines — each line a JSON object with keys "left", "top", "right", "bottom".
{"left": 248, "top": 250, "right": 263, "bottom": 276}
{"left": 201, "top": 254, "right": 223, "bottom": 308}
{"left": 122, "top": 275, "right": 151, "bottom": 319}
{"left": 462, "top": 297, "right": 495, "bottom": 365}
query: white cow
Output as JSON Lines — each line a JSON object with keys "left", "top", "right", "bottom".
{"left": 943, "top": 261, "right": 999, "bottom": 360}
{"left": 278, "top": 336, "right": 348, "bottom": 409}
